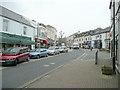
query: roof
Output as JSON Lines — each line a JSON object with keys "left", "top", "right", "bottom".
{"left": 73, "top": 26, "right": 110, "bottom": 38}
{"left": 0, "top": 5, "right": 34, "bottom": 28}
{"left": 8, "top": 47, "right": 28, "bottom": 49}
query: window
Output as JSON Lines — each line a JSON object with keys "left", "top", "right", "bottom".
{"left": 23, "top": 26, "right": 27, "bottom": 35}
{"left": 3, "top": 19, "right": 9, "bottom": 31}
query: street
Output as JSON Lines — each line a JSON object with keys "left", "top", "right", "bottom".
{"left": 2, "top": 49, "right": 91, "bottom": 88}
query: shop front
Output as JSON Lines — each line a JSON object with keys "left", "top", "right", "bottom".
{"left": 0, "top": 32, "right": 35, "bottom": 50}
{"left": 83, "top": 41, "right": 91, "bottom": 49}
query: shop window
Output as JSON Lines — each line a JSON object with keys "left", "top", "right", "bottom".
{"left": 3, "top": 19, "right": 9, "bottom": 31}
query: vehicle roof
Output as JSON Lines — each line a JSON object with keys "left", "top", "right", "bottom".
{"left": 6, "top": 47, "right": 28, "bottom": 49}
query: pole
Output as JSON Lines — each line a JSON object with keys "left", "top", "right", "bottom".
{"left": 113, "top": 0, "right": 116, "bottom": 73}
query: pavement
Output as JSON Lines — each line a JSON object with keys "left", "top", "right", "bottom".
{"left": 23, "top": 49, "right": 118, "bottom": 88}
{"left": 25, "top": 49, "right": 118, "bottom": 88}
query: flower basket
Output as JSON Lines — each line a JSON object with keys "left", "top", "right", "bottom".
{"left": 101, "top": 65, "right": 113, "bottom": 75}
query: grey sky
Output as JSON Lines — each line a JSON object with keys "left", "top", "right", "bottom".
{"left": 0, "top": 0, "right": 110, "bottom": 37}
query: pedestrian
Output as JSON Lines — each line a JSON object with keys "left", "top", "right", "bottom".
{"left": 90, "top": 46, "right": 93, "bottom": 51}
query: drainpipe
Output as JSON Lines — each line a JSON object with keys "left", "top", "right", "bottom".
{"left": 113, "top": 0, "right": 116, "bottom": 73}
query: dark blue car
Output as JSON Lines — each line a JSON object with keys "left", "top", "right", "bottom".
{"left": 29, "top": 49, "right": 48, "bottom": 59}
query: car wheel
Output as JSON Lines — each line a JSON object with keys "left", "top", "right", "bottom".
{"left": 36, "top": 55, "right": 40, "bottom": 59}
{"left": 53, "top": 52, "right": 55, "bottom": 55}
{"left": 46, "top": 54, "right": 48, "bottom": 57}
{"left": 13, "top": 59, "right": 18, "bottom": 66}
{"left": 26, "top": 56, "right": 30, "bottom": 61}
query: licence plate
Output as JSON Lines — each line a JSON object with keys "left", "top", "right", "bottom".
{"left": 0, "top": 60, "right": 5, "bottom": 63}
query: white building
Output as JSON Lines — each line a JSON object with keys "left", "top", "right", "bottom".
{"left": 0, "top": 6, "right": 36, "bottom": 49}
{"left": 91, "top": 33, "right": 106, "bottom": 49}
{"left": 91, "top": 27, "right": 110, "bottom": 49}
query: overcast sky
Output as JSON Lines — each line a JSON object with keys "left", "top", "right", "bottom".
{"left": 0, "top": 0, "right": 110, "bottom": 37}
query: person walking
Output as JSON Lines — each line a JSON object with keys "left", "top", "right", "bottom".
{"left": 90, "top": 46, "right": 93, "bottom": 51}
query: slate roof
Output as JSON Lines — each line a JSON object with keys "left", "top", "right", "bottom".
{"left": 73, "top": 26, "right": 110, "bottom": 38}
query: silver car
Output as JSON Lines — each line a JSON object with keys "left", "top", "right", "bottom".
{"left": 47, "top": 46, "right": 60, "bottom": 55}
{"left": 59, "top": 46, "right": 68, "bottom": 53}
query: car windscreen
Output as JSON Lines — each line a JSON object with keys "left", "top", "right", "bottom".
{"left": 61, "top": 47, "right": 66, "bottom": 49}
{"left": 48, "top": 47, "right": 55, "bottom": 50}
{"left": 3, "top": 48, "right": 20, "bottom": 54}
{"left": 35, "top": 49, "right": 42, "bottom": 52}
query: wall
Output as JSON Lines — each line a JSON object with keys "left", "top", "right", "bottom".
{"left": 0, "top": 16, "right": 2, "bottom": 31}
{"left": 1, "top": 17, "right": 35, "bottom": 41}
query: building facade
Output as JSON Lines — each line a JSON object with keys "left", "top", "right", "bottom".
{"left": 0, "top": 6, "right": 35, "bottom": 50}
{"left": 0, "top": 6, "right": 58, "bottom": 50}
{"left": 74, "top": 31, "right": 92, "bottom": 48}
{"left": 109, "top": 0, "right": 120, "bottom": 74}
{"left": 70, "top": 27, "right": 110, "bottom": 49}
{"left": 66, "top": 34, "right": 74, "bottom": 47}
{"left": 46, "top": 25, "right": 57, "bottom": 45}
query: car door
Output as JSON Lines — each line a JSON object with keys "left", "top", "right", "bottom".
{"left": 18, "top": 49, "right": 24, "bottom": 61}
{"left": 42, "top": 50, "right": 47, "bottom": 56}
{"left": 18, "top": 48, "right": 29, "bottom": 61}
{"left": 22, "top": 48, "right": 29, "bottom": 60}
{"left": 55, "top": 47, "right": 59, "bottom": 54}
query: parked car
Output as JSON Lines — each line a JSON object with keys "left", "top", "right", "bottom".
{"left": 59, "top": 46, "right": 68, "bottom": 53}
{"left": 29, "top": 48, "right": 48, "bottom": 59}
{"left": 0, "top": 47, "right": 30, "bottom": 66}
{"left": 0, "top": 48, "right": 4, "bottom": 56}
{"left": 47, "top": 46, "right": 60, "bottom": 55}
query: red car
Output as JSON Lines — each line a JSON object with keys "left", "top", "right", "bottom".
{"left": 0, "top": 47, "right": 30, "bottom": 66}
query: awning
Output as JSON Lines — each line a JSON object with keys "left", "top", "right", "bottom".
{"left": 0, "top": 36, "right": 36, "bottom": 45}
{"left": 20, "top": 39, "right": 36, "bottom": 45}
{"left": 47, "top": 38, "right": 54, "bottom": 45}
{"left": 43, "top": 40, "right": 50, "bottom": 44}
{"left": 1, "top": 36, "right": 21, "bottom": 44}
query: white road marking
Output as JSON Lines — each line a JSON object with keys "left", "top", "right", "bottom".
{"left": 50, "top": 63, "right": 55, "bottom": 65}
{"left": 43, "top": 65, "right": 49, "bottom": 67}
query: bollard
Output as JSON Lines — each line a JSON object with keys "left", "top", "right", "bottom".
{"left": 95, "top": 50, "right": 98, "bottom": 65}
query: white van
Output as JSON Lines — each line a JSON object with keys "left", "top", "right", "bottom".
{"left": 73, "top": 43, "right": 79, "bottom": 49}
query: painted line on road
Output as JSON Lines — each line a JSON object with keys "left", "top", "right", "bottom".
{"left": 17, "top": 64, "right": 65, "bottom": 89}
{"left": 17, "top": 52, "right": 85, "bottom": 89}
{"left": 43, "top": 65, "right": 50, "bottom": 67}
{"left": 74, "top": 52, "right": 86, "bottom": 61}
{"left": 80, "top": 53, "right": 88, "bottom": 60}
{"left": 50, "top": 63, "right": 55, "bottom": 65}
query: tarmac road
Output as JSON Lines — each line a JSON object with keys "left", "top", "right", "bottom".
{"left": 2, "top": 49, "right": 85, "bottom": 88}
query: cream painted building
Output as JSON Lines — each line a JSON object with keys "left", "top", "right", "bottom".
{"left": 46, "top": 25, "right": 57, "bottom": 41}
{"left": 66, "top": 34, "right": 74, "bottom": 47}
{"left": 74, "top": 31, "right": 92, "bottom": 48}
